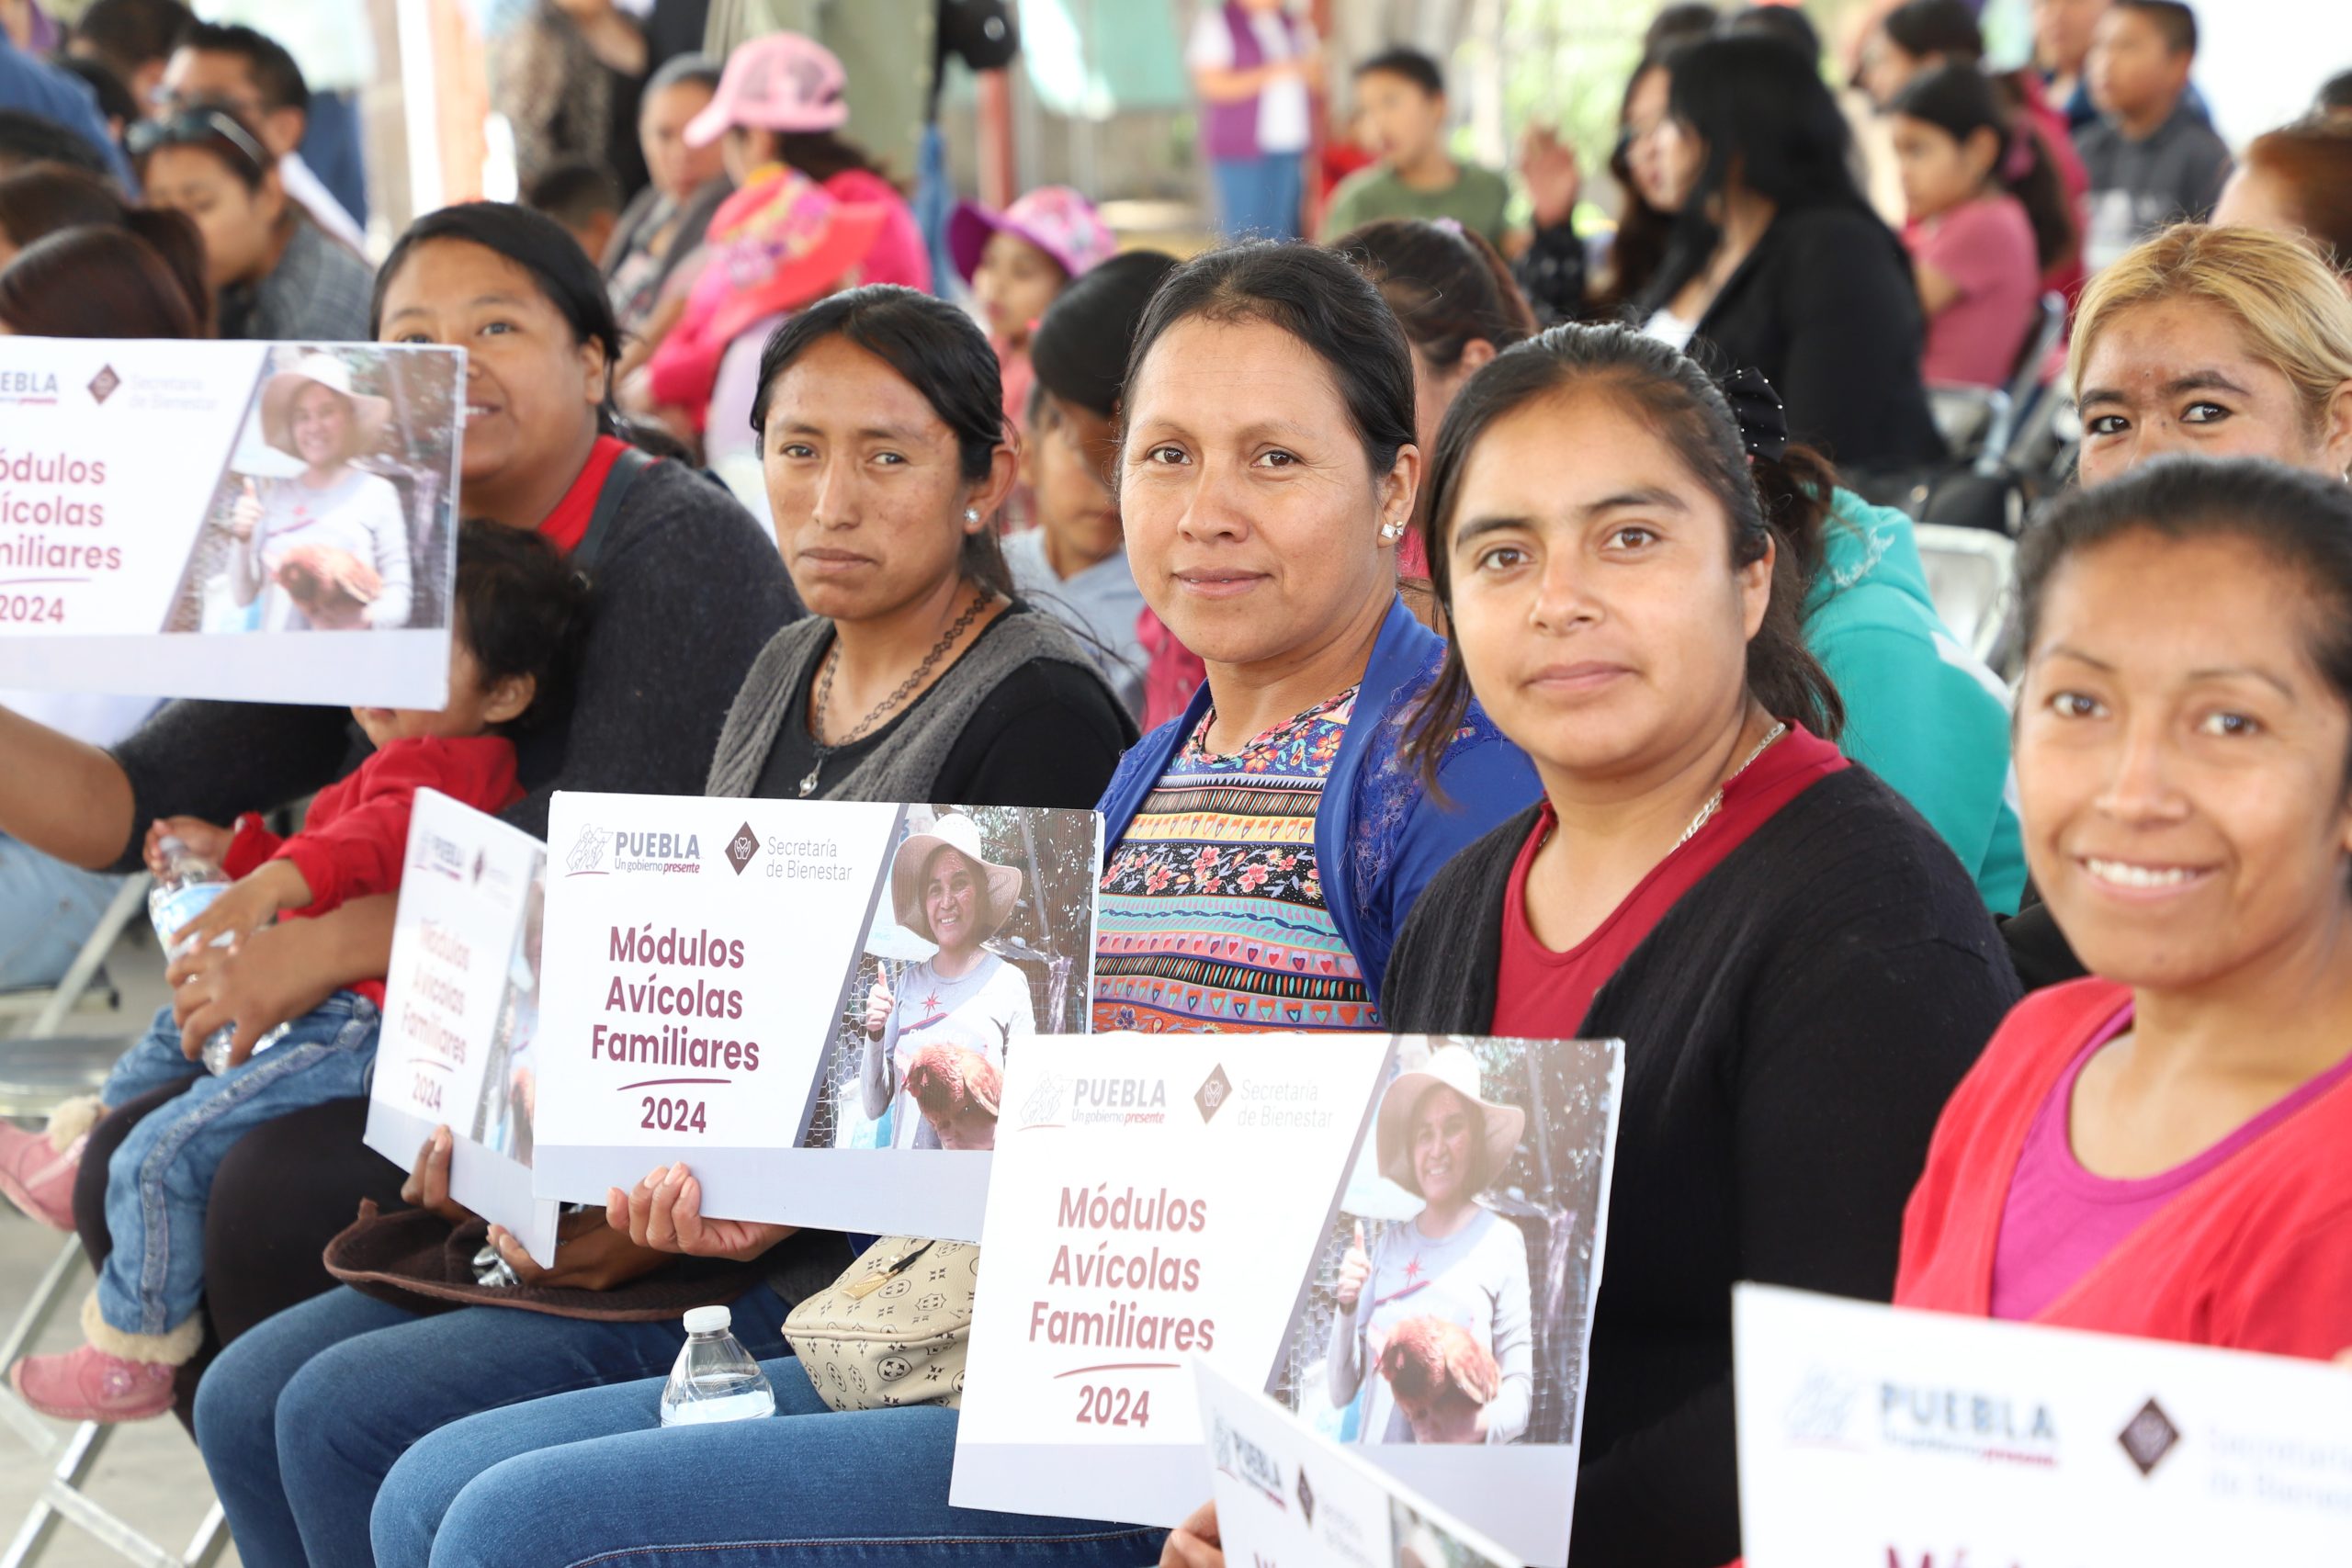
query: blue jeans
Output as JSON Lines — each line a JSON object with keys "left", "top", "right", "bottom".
{"left": 1210, "top": 152, "right": 1304, "bottom": 241}
{"left": 95, "top": 995, "right": 379, "bottom": 1340}
{"left": 194, "top": 1280, "right": 796, "bottom": 1568}
{"left": 0, "top": 830, "right": 122, "bottom": 991}
{"left": 378, "top": 1356, "right": 1167, "bottom": 1567}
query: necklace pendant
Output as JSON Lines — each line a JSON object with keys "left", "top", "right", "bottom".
{"left": 798, "top": 761, "right": 822, "bottom": 797}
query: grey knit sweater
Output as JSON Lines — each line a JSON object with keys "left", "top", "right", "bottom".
{"left": 108, "top": 458, "right": 801, "bottom": 867}
{"left": 705, "top": 608, "right": 1113, "bottom": 802}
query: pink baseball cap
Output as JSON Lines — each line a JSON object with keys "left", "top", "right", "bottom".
{"left": 684, "top": 32, "right": 850, "bottom": 149}
{"left": 948, "top": 186, "right": 1118, "bottom": 285}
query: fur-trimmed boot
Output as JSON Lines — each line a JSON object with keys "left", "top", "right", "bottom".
{"left": 7, "top": 1294, "right": 199, "bottom": 1423}
{"left": 0, "top": 1093, "right": 102, "bottom": 1231}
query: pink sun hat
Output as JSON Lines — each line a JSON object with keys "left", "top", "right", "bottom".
{"left": 948, "top": 186, "right": 1118, "bottom": 285}
{"left": 685, "top": 32, "right": 850, "bottom": 149}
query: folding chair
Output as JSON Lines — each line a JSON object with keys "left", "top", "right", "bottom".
{"left": 0, "top": 890, "right": 231, "bottom": 1568}
{"left": 1912, "top": 525, "right": 2023, "bottom": 679}
{"left": 1926, "top": 384, "right": 2011, "bottom": 467}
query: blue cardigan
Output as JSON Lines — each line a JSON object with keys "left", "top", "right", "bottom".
{"left": 1095, "top": 598, "right": 1541, "bottom": 999}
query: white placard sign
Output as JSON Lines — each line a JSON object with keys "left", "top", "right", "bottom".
{"left": 1193, "top": 1357, "right": 1517, "bottom": 1568}
{"left": 364, "top": 790, "right": 559, "bottom": 1266}
{"left": 1736, "top": 1285, "right": 2352, "bottom": 1568}
{"left": 0, "top": 338, "right": 463, "bottom": 707}
{"left": 952, "top": 1032, "right": 1624, "bottom": 1567}
{"left": 533, "top": 794, "right": 1101, "bottom": 1240}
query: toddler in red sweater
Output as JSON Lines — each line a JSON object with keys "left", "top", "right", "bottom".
{"left": 1, "top": 522, "right": 584, "bottom": 1422}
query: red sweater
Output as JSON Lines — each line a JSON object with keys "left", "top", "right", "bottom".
{"left": 1895, "top": 977, "right": 2352, "bottom": 1360}
{"left": 224, "top": 735, "right": 523, "bottom": 1003}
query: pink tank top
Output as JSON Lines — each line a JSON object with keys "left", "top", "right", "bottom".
{"left": 1991, "top": 1005, "right": 2352, "bottom": 1320}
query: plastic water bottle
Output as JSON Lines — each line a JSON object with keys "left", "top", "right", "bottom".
{"left": 146, "top": 835, "right": 288, "bottom": 1075}
{"left": 658, "top": 1305, "right": 775, "bottom": 1427}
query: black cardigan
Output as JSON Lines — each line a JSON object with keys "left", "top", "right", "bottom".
{"left": 1380, "top": 767, "right": 2018, "bottom": 1567}
{"left": 1652, "top": 204, "right": 1945, "bottom": 473}
{"left": 108, "top": 457, "right": 802, "bottom": 869}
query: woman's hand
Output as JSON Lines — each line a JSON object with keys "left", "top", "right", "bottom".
{"left": 166, "top": 914, "right": 345, "bottom": 1065}
{"left": 399, "top": 1125, "right": 480, "bottom": 1227}
{"left": 487, "top": 1208, "right": 670, "bottom": 1291}
{"left": 1160, "top": 1502, "right": 1224, "bottom": 1568}
{"left": 512, "top": 1066, "right": 537, "bottom": 1121}
{"left": 607, "top": 1163, "right": 795, "bottom": 1262}
{"left": 171, "top": 862, "right": 307, "bottom": 954}
{"left": 865, "top": 973, "right": 896, "bottom": 1040}
{"left": 144, "top": 815, "right": 232, "bottom": 874}
{"left": 1518, "top": 122, "right": 1581, "bottom": 230}
{"left": 1334, "top": 1219, "right": 1371, "bottom": 1312}
{"left": 224, "top": 477, "right": 263, "bottom": 542}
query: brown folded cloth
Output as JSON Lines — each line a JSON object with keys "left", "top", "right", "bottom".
{"left": 323, "top": 1201, "right": 770, "bottom": 1322}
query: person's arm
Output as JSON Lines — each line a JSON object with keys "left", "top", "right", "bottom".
{"left": 0, "top": 705, "right": 138, "bottom": 870}
{"left": 1915, "top": 261, "right": 1962, "bottom": 317}
{"left": 1566, "top": 931, "right": 2014, "bottom": 1565}
{"left": 1325, "top": 1224, "right": 1371, "bottom": 1409}
{"left": 167, "top": 894, "right": 400, "bottom": 1061}
{"left": 362, "top": 479, "right": 414, "bottom": 630}
{"left": 227, "top": 480, "right": 266, "bottom": 606}
{"left": 498, "top": 478, "right": 798, "bottom": 839}
{"left": 862, "top": 978, "right": 902, "bottom": 1119}
{"left": 1483, "top": 1223, "right": 1534, "bottom": 1444}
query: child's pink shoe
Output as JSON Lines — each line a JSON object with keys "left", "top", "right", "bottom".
{"left": 10, "top": 1343, "right": 176, "bottom": 1423}
{"left": 0, "top": 1119, "right": 84, "bottom": 1232}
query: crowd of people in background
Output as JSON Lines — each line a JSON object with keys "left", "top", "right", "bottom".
{"left": 0, "top": 0, "right": 2346, "bottom": 1564}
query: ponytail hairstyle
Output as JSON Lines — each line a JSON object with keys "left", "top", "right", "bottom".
{"left": 1889, "top": 64, "right": 2078, "bottom": 274}
{"left": 0, "top": 164, "right": 210, "bottom": 333}
{"left": 1401, "top": 323, "right": 1844, "bottom": 784}
{"left": 752, "top": 284, "right": 1016, "bottom": 601}
{"left": 1333, "top": 217, "right": 1538, "bottom": 374}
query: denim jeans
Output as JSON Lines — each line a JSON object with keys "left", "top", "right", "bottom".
{"left": 1209, "top": 152, "right": 1304, "bottom": 241}
{"left": 377, "top": 1355, "right": 1167, "bottom": 1568}
{"left": 193, "top": 1280, "right": 796, "bottom": 1568}
{"left": 0, "top": 830, "right": 122, "bottom": 992}
{"left": 94, "top": 995, "right": 379, "bottom": 1339}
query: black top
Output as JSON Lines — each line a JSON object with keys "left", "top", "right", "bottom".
{"left": 1648, "top": 204, "right": 1944, "bottom": 473}
{"left": 751, "top": 603, "right": 1136, "bottom": 809}
{"left": 1381, "top": 767, "right": 2018, "bottom": 1567}
{"left": 107, "top": 457, "right": 801, "bottom": 870}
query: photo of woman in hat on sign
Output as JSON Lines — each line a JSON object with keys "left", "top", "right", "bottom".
{"left": 220, "top": 351, "right": 413, "bottom": 632}
{"left": 1327, "top": 1043, "right": 1534, "bottom": 1445}
{"left": 861, "top": 812, "right": 1036, "bottom": 1150}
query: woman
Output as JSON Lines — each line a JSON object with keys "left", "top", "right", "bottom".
{"left": 0, "top": 162, "right": 209, "bottom": 326}
{"left": 2070, "top": 225, "right": 2352, "bottom": 488}
{"left": 222, "top": 355, "right": 413, "bottom": 632}
{"left": 1898, "top": 458, "right": 2352, "bottom": 1356}
{"left": 1517, "top": 43, "right": 1688, "bottom": 325}
{"left": 1188, "top": 0, "right": 1320, "bottom": 242}
{"left": 130, "top": 104, "right": 371, "bottom": 342}
{"left": 603, "top": 52, "right": 731, "bottom": 342}
{"left": 1094, "top": 242, "right": 1542, "bottom": 1028}
{"left": 354, "top": 286, "right": 1152, "bottom": 1568}
{"left": 1335, "top": 216, "right": 1537, "bottom": 581}
{"left": 0, "top": 225, "right": 199, "bottom": 339}
{"left": 493, "top": 0, "right": 650, "bottom": 199}
{"left": 860, "top": 814, "right": 1035, "bottom": 1149}
{"left": 1634, "top": 35, "right": 1943, "bottom": 473}
{"left": 2212, "top": 119, "right": 2352, "bottom": 280}
{"left": 1328, "top": 1045, "right": 1532, "bottom": 1446}
{"left": 0, "top": 200, "right": 803, "bottom": 1560}
{"left": 1164, "top": 322, "right": 2016, "bottom": 1568}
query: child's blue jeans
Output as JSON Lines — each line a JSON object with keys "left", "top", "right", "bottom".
{"left": 95, "top": 993, "right": 379, "bottom": 1343}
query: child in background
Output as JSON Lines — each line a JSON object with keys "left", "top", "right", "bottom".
{"left": 2078, "top": 0, "right": 2230, "bottom": 272}
{"left": 525, "top": 158, "right": 625, "bottom": 265}
{"left": 1317, "top": 47, "right": 1510, "bottom": 248}
{"left": 1004, "top": 249, "right": 1177, "bottom": 722}
{"left": 0, "top": 523, "right": 584, "bottom": 1423}
{"left": 948, "top": 185, "right": 1119, "bottom": 436}
{"left": 1889, "top": 64, "right": 2075, "bottom": 388}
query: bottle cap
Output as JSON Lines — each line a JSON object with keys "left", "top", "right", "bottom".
{"left": 683, "top": 1304, "right": 731, "bottom": 1334}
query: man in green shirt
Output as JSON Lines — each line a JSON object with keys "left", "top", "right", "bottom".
{"left": 1317, "top": 46, "right": 1511, "bottom": 246}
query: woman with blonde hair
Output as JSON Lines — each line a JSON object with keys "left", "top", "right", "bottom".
{"left": 2069, "top": 224, "right": 2352, "bottom": 487}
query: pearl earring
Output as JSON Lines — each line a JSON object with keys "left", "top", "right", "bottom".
{"left": 965, "top": 507, "right": 980, "bottom": 524}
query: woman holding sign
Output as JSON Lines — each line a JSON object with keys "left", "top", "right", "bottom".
{"left": 1327, "top": 1045, "right": 1533, "bottom": 1445}
{"left": 862, "top": 814, "right": 1034, "bottom": 1150}
{"left": 1896, "top": 460, "right": 2352, "bottom": 1357}
{"left": 222, "top": 354, "right": 414, "bottom": 632}
{"left": 1223, "top": 324, "right": 2012, "bottom": 1568}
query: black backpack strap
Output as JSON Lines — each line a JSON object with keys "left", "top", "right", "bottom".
{"left": 571, "top": 445, "right": 655, "bottom": 582}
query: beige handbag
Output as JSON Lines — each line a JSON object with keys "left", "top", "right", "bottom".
{"left": 783, "top": 1236, "right": 978, "bottom": 1411}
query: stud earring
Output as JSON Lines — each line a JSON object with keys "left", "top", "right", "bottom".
{"left": 1380, "top": 518, "right": 1408, "bottom": 542}
{"left": 965, "top": 507, "right": 980, "bottom": 524}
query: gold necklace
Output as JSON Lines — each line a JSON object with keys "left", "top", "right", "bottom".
{"left": 1675, "top": 721, "right": 1788, "bottom": 849}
